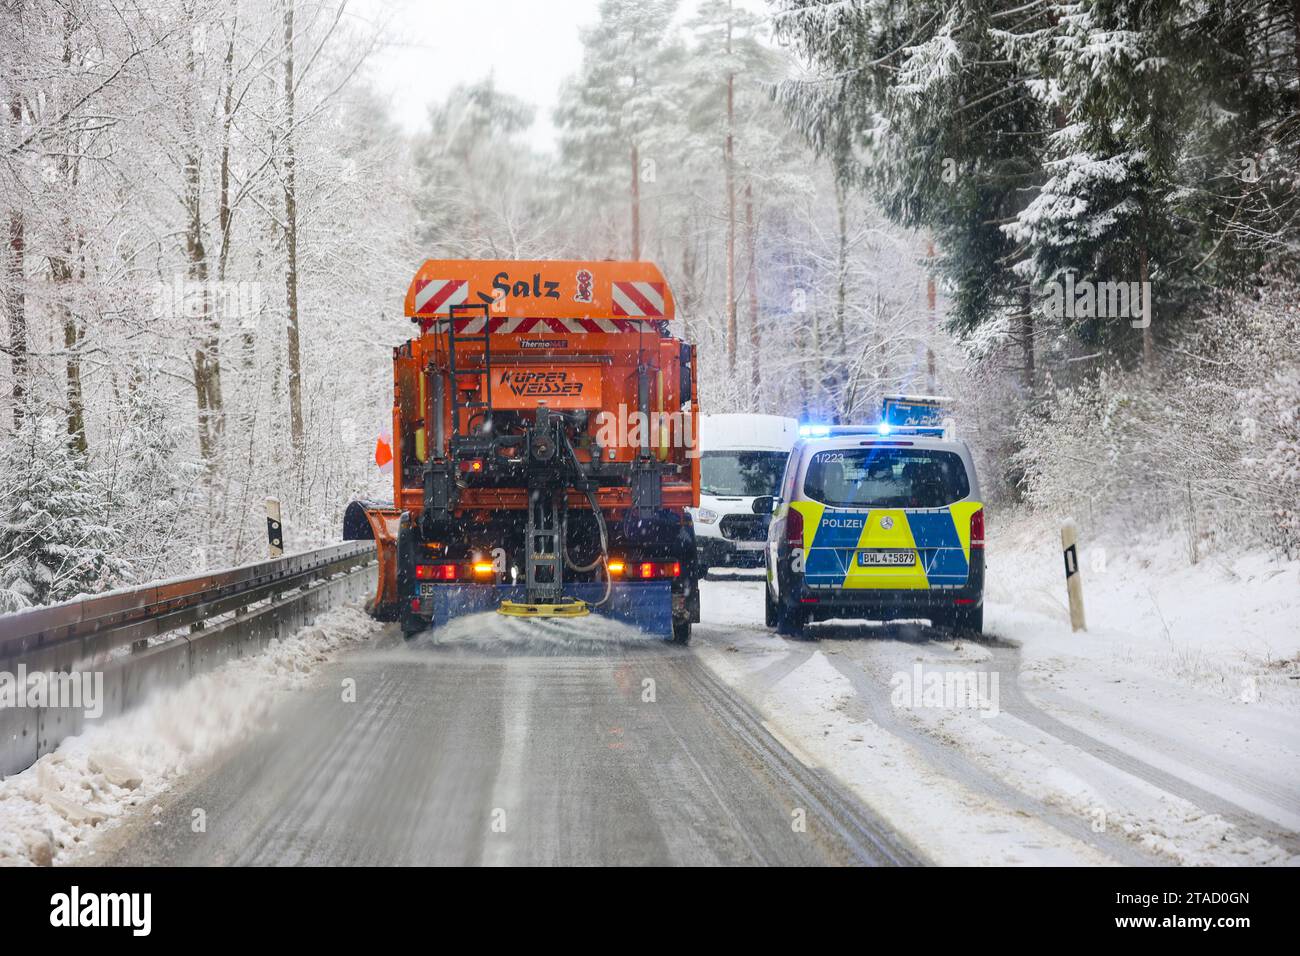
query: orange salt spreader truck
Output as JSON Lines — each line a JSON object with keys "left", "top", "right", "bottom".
{"left": 343, "top": 260, "right": 702, "bottom": 643}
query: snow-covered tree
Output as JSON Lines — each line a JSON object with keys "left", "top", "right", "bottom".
{"left": 554, "top": 0, "right": 684, "bottom": 260}
{"left": 772, "top": 0, "right": 1051, "bottom": 392}
{"left": 0, "top": 407, "right": 131, "bottom": 610}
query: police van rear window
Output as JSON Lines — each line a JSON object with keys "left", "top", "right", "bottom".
{"left": 803, "top": 448, "right": 970, "bottom": 509}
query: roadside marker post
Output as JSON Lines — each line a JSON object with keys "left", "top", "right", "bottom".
{"left": 1061, "top": 520, "right": 1086, "bottom": 632}
{"left": 267, "top": 497, "right": 284, "bottom": 558}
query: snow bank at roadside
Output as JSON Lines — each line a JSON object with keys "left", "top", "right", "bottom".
{"left": 986, "top": 512, "right": 1300, "bottom": 707}
{"left": 839, "top": 634, "right": 1296, "bottom": 866}
{"left": 0, "top": 605, "right": 381, "bottom": 866}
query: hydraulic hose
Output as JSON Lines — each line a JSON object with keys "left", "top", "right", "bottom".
{"left": 561, "top": 431, "right": 613, "bottom": 607}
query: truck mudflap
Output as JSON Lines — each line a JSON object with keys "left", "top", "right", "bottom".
{"left": 414, "top": 581, "right": 674, "bottom": 638}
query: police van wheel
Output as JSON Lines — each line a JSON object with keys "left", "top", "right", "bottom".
{"left": 775, "top": 601, "right": 805, "bottom": 638}
{"left": 952, "top": 605, "right": 984, "bottom": 636}
{"left": 764, "top": 584, "right": 777, "bottom": 627}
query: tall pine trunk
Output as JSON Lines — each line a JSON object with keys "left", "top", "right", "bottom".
{"left": 1020, "top": 292, "right": 1035, "bottom": 394}
{"left": 6, "top": 97, "right": 25, "bottom": 427}
{"left": 828, "top": 175, "right": 848, "bottom": 418}
{"left": 680, "top": 214, "right": 697, "bottom": 341}
{"left": 724, "top": 16, "right": 737, "bottom": 375}
{"left": 745, "top": 181, "right": 760, "bottom": 402}
{"left": 54, "top": 11, "right": 86, "bottom": 454}
{"left": 630, "top": 143, "right": 640, "bottom": 259}
{"left": 183, "top": 0, "right": 222, "bottom": 465}
{"left": 1139, "top": 245, "right": 1154, "bottom": 368}
{"left": 925, "top": 238, "right": 937, "bottom": 394}
{"left": 282, "top": 0, "right": 305, "bottom": 452}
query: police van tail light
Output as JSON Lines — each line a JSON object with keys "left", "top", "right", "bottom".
{"left": 970, "top": 508, "right": 985, "bottom": 550}
{"left": 785, "top": 507, "right": 804, "bottom": 546}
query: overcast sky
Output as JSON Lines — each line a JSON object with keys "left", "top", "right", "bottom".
{"left": 353, "top": 0, "right": 769, "bottom": 152}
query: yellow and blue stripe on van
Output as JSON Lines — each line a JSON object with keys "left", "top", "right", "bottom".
{"left": 790, "top": 500, "right": 982, "bottom": 590}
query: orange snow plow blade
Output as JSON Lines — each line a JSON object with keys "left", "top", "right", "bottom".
{"left": 342, "top": 500, "right": 401, "bottom": 620}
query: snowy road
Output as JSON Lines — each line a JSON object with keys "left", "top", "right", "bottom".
{"left": 98, "top": 610, "right": 916, "bottom": 866}
{"left": 66, "top": 570, "right": 1297, "bottom": 867}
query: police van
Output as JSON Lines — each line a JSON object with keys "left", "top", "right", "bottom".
{"left": 764, "top": 410, "right": 984, "bottom": 637}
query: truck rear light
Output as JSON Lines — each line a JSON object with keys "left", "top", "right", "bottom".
{"left": 799, "top": 597, "right": 819, "bottom": 604}
{"left": 607, "top": 559, "right": 626, "bottom": 575}
{"left": 410, "top": 598, "right": 420, "bottom": 612}
{"left": 970, "top": 508, "right": 985, "bottom": 550}
{"left": 415, "top": 563, "right": 457, "bottom": 581}
{"left": 458, "top": 458, "right": 484, "bottom": 473}
{"left": 954, "top": 598, "right": 975, "bottom": 606}
{"left": 785, "top": 507, "right": 804, "bottom": 546}
{"left": 471, "top": 562, "right": 495, "bottom": 576}
{"left": 635, "top": 561, "right": 680, "bottom": 579}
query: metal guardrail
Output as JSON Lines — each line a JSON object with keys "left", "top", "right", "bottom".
{"left": 0, "top": 541, "right": 377, "bottom": 665}
{"left": 0, "top": 541, "right": 379, "bottom": 778}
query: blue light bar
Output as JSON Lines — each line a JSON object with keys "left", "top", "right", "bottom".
{"left": 798, "top": 422, "right": 949, "bottom": 439}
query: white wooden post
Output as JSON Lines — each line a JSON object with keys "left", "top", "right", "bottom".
{"left": 1061, "top": 520, "right": 1086, "bottom": 632}
{"left": 266, "top": 497, "right": 284, "bottom": 558}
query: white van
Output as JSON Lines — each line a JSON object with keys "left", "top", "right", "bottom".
{"left": 690, "top": 414, "right": 798, "bottom": 573}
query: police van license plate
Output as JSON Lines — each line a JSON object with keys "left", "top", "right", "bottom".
{"left": 857, "top": 550, "right": 915, "bottom": 567}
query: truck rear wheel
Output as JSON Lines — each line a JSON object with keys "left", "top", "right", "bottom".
{"left": 670, "top": 618, "right": 691, "bottom": 645}
{"left": 400, "top": 609, "right": 426, "bottom": 639}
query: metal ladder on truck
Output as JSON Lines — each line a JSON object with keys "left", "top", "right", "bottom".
{"left": 445, "top": 301, "right": 494, "bottom": 457}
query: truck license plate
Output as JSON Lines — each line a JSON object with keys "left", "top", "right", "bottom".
{"left": 857, "top": 550, "right": 915, "bottom": 567}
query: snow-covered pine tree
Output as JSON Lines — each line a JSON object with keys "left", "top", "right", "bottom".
{"left": 772, "top": 0, "right": 1052, "bottom": 393}
{"left": 414, "top": 78, "right": 542, "bottom": 258}
{"left": 102, "top": 367, "right": 204, "bottom": 582}
{"left": 996, "top": 0, "right": 1294, "bottom": 370}
{"left": 678, "top": 0, "right": 805, "bottom": 402}
{"left": 554, "top": 0, "right": 684, "bottom": 260}
{"left": 1004, "top": 1, "right": 1209, "bottom": 367}
{"left": 0, "top": 405, "right": 132, "bottom": 611}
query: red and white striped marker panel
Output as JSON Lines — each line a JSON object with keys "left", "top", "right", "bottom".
{"left": 611, "top": 281, "right": 665, "bottom": 317}
{"left": 413, "top": 278, "right": 469, "bottom": 315}
{"left": 441, "top": 316, "right": 651, "bottom": 334}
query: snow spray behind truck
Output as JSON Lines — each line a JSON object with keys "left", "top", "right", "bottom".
{"left": 344, "top": 260, "right": 702, "bottom": 642}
